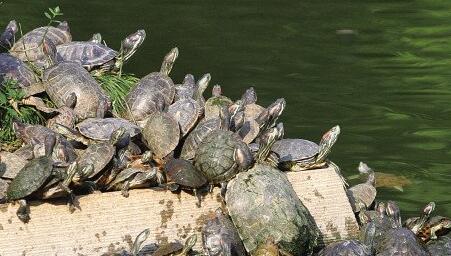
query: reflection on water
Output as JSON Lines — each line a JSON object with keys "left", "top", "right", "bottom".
{"left": 1, "top": 0, "right": 450, "bottom": 217}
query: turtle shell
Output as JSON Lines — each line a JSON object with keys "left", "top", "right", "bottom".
{"left": 77, "top": 142, "right": 115, "bottom": 179}
{"left": 347, "top": 183, "right": 377, "bottom": 213}
{"left": 0, "top": 53, "right": 39, "bottom": 87}
{"left": 167, "top": 98, "right": 200, "bottom": 136}
{"left": 0, "top": 151, "right": 28, "bottom": 179}
{"left": 6, "top": 156, "right": 53, "bottom": 200}
{"left": 125, "top": 72, "right": 175, "bottom": 122}
{"left": 271, "top": 138, "right": 318, "bottom": 163}
{"left": 237, "top": 119, "right": 260, "bottom": 144}
{"left": 244, "top": 103, "right": 265, "bottom": 122}
{"left": 56, "top": 42, "right": 117, "bottom": 70}
{"left": 47, "top": 106, "right": 77, "bottom": 131}
{"left": 142, "top": 112, "right": 180, "bottom": 159}
{"left": 43, "top": 62, "right": 111, "bottom": 120}
{"left": 317, "top": 240, "right": 371, "bottom": 256}
{"left": 180, "top": 117, "right": 221, "bottom": 160}
{"left": 375, "top": 228, "right": 429, "bottom": 256}
{"left": 107, "top": 167, "right": 145, "bottom": 190}
{"left": 76, "top": 117, "right": 141, "bottom": 141}
{"left": 165, "top": 158, "right": 207, "bottom": 189}
{"left": 194, "top": 130, "right": 252, "bottom": 184}
{"left": 0, "top": 20, "right": 18, "bottom": 50}
{"left": 174, "top": 74, "right": 195, "bottom": 101}
{"left": 225, "top": 163, "right": 319, "bottom": 255}
{"left": 204, "top": 95, "right": 233, "bottom": 120}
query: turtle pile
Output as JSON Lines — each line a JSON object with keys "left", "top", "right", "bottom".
{"left": 0, "top": 12, "right": 450, "bottom": 256}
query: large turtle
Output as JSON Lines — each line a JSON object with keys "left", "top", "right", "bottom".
{"left": 202, "top": 208, "right": 247, "bottom": 256}
{"left": 194, "top": 129, "right": 253, "bottom": 185}
{"left": 347, "top": 171, "right": 377, "bottom": 213}
{"left": 56, "top": 29, "right": 145, "bottom": 75}
{"left": 404, "top": 202, "right": 436, "bottom": 235}
{"left": 10, "top": 21, "right": 71, "bottom": 69}
{"left": 43, "top": 61, "right": 111, "bottom": 120}
{"left": 0, "top": 53, "right": 40, "bottom": 87}
{"left": 354, "top": 162, "right": 412, "bottom": 191}
{"left": 142, "top": 111, "right": 180, "bottom": 160}
{"left": 271, "top": 125, "right": 340, "bottom": 171}
{"left": 225, "top": 127, "right": 319, "bottom": 255}
{"left": 0, "top": 20, "right": 18, "bottom": 51}
{"left": 124, "top": 47, "right": 178, "bottom": 125}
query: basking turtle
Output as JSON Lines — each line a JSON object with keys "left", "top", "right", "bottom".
{"left": 107, "top": 167, "right": 162, "bottom": 197}
{"left": 13, "top": 121, "right": 57, "bottom": 157}
{"left": 194, "top": 130, "right": 253, "bottom": 185}
{"left": 202, "top": 208, "right": 247, "bottom": 256}
{"left": 168, "top": 97, "right": 201, "bottom": 136}
{"left": 0, "top": 20, "right": 18, "bottom": 51}
{"left": 164, "top": 158, "right": 207, "bottom": 195}
{"left": 354, "top": 162, "right": 412, "bottom": 191}
{"left": 174, "top": 73, "right": 196, "bottom": 101}
{"left": 225, "top": 127, "right": 319, "bottom": 255}
{"left": 124, "top": 47, "right": 178, "bottom": 124}
{"left": 0, "top": 53, "right": 40, "bottom": 87}
{"left": 204, "top": 85, "right": 233, "bottom": 120}
{"left": 76, "top": 117, "right": 140, "bottom": 142}
{"left": 75, "top": 128, "right": 128, "bottom": 181}
{"left": 142, "top": 111, "right": 180, "bottom": 160}
{"left": 405, "top": 202, "right": 436, "bottom": 235}
{"left": 418, "top": 216, "right": 451, "bottom": 242}
{"left": 347, "top": 172, "right": 377, "bottom": 213}
{"left": 43, "top": 61, "right": 111, "bottom": 120}
{"left": 56, "top": 29, "right": 146, "bottom": 75}
{"left": 271, "top": 125, "right": 340, "bottom": 171}
{"left": 10, "top": 21, "right": 71, "bottom": 69}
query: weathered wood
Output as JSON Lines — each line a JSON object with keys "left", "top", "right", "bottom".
{"left": 0, "top": 165, "right": 359, "bottom": 255}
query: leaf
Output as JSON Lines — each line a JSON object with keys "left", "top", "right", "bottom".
{"left": 54, "top": 6, "right": 60, "bottom": 13}
{"left": 44, "top": 12, "right": 52, "bottom": 20}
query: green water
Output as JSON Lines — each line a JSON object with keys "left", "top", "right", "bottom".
{"left": 1, "top": 0, "right": 450, "bottom": 218}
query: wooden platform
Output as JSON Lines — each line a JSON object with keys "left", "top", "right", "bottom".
{"left": 0, "top": 165, "right": 359, "bottom": 255}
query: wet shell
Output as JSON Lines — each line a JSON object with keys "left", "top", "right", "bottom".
{"left": 165, "top": 159, "right": 207, "bottom": 189}
{"left": 6, "top": 156, "right": 53, "bottom": 200}
{"left": 167, "top": 98, "right": 200, "bottom": 136}
{"left": 180, "top": 117, "right": 221, "bottom": 160}
{"left": 376, "top": 228, "right": 429, "bottom": 256}
{"left": 317, "top": 240, "right": 371, "bottom": 256}
{"left": 142, "top": 112, "right": 180, "bottom": 159}
{"left": 271, "top": 139, "right": 319, "bottom": 162}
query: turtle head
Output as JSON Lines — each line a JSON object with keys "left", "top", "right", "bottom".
{"left": 160, "top": 47, "right": 179, "bottom": 76}
{"left": 131, "top": 228, "right": 151, "bottom": 256}
{"left": 376, "top": 201, "right": 386, "bottom": 216}
{"left": 42, "top": 39, "right": 59, "bottom": 66}
{"left": 316, "top": 125, "right": 340, "bottom": 164}
{"left": 218, "top": 106, "right": 231, "bottom": 130}
{"left": 6, "top": 20, "right": 18, "bottom": 34}
{"left": 195, "top": 73, "right": 211, "bottom": 95}
{"left": 212, "top": 84, "right": 222, "bottom": 97}
{"left": 181, "top": 234, "right": 197, "bottom": 254}
{"left": 183, "top": 73, "right": 195, "bottom": 86}
{"left": 241, "top": 87, "right": 257, "bottom": 105}
{"left": 234, "top": 144, "right": 253, "bottom": 170}
{"left": 256, "top": 123, "right": 284, "bottom": 163}
{"left": 358, "top": 161, "right": 372, "bottom": 174}
{"left": 0, "top": 20, "right": 18, "bottom": 49}
{"left": 255, "top": 98, "right": 285, "bottom": 135}
{"left": 110, "top": 127, "right": 128, "bottom": 146}
{"left": 90, "top": 33, "right": 102, "bottom": 44}
{"left": 367, "top": 171, "right": 376, "bottom": 186}
{"left": 410, "top": 202, "right": 435, "bottom": 234}
{"left": 141, "top": 150, "right": 153, "bottom": 163}
{"left": 12, "top": 119, "right": 26, "bottom": 136}
{"left": 386, "top": 200, "right": 401, "bottom": 228}
{"left": 57, "top": 21, "right": 70, "bottom": 32}
{"left": 119, "top": 29, "right": 146, "bottom": 62}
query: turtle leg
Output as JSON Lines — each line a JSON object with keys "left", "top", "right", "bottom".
{"left": 16, "top": 199, "right": 30, "bottom": 223}
{"left": 121, "top": 180, "right": 131, "bottom": 198}
{"left": 167, "top": 183, "right": 180, "bottom": 192}
{"left": 430, "top": 225, "right": 440, "bottom": 240}
{"left": 220, "top": 182, "right": 228, "bottom": 199}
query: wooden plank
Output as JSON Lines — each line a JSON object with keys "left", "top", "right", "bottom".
{"left": 0, "top": 165, "right": 359, "bottom": 255}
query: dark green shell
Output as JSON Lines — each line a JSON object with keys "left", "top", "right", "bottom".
{"left": 165, "top": 159, "right": 207, "bottom": 189}
{"left": 225, "top": 164, "right": 319, "bottom": 255}
{"left": 6, "top": 156, "right": 53, "bottom": 200}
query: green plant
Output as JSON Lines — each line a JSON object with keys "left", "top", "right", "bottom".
{"left": 95, "top": 73, "right": 139, "bottom": 116}
{"left": 0, "top": 79, "right": 45, "bottom": 144}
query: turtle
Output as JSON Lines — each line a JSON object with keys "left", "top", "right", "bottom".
{"left": 225, "top": 126, "right": 319, "bottom": 255}
{"left": 194, "top": 129, "right": 253, "bottom": 185}
{"left": 0, "top": 20, "right": 18, "bottom": 51}
{"left": 46, "top": 106, "right": 77, "bottom": 131}
{"left": 0, "top": 53, "right": 40, "bottom": 88}
{"left": 404, "top": 202, "right": 436, "bottom": 235}
{"left": 418, "top": 216, "right": 451, "bottom": 242}
{"left": 201, "top": 208, "right": 247, "bottom": 256}
{"left": 107, "top": 166, "right": 163, "bottom": 197}
{"left": 254, "top": 98, "right": 286, "bottom": 138}
{"left": 271, "top": 125, "right": 340, "bottom": 171}
{"left": 317, "top": 222, "right": 376, "bottom": 256}
{"left": 164, "top": 158, "right": 207, "bottom": 195}
{"left": 153, "top": 234, "right": 197, "bottom": 256}
{"left": 351, "top": 162, "right": 412, "bottom": 192}
{"left": 56, "top": 29, "right": 146, "bottom": 75}
{"left": 76, "top": 117, "right": 140, "bottom": 143}
{"left": 373, "top": 201, "right": 430, "bottom": 256}
{"left": 204, "top": 85, "right": 233, "bottom": 120}
{"left": 167, "top": 97, "right": 201, "bottom": 136}
{"left": 174, "top": 73, "right": 196, "bottom": 101}
{"left": 130, "top": 228, "right": 151, "bottom": 256}
{"left": 75, "top": 127, "right": 128, "bottom": 181}
{"left": 9, "top": 21, "right": 71, "bottom": 69}
{"left": 347, "top": 171, "right": 377, "bottom": 213}
{"left": 142, "top": 111, "right": 180, "bottom": 161}
{"left": 124, "top": 47, "right": 178, "bottom": 124}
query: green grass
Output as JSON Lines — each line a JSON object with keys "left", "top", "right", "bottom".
{"left": 0, "top": 80, "right": 45, "bottom": 149}
{"left": 95, "top": 73, "right": 139, "bottom": 116}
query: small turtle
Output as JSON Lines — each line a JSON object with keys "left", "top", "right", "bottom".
{"left": 56, "top": 29, "right": 145, "bottom": 75}
{"left": 125, "top": 47, "right": 178, "bottom": 124}
{"left": 271, "top": 125, "right": 340, "bottom": 171}
{"left": 10, "top": 21, "right": 71, "bottom": 69}
{"left": 174, "top": 74, "right": 196, "bottom": 101}
{"left": 75, "top": 127, "right": 128, "bottom": 181}
{"left": 153, "top": 234, "right": 197, "bottom": 256}
{"left": 164, "top": 158, "right": 207, "bottom": 195}
{"left": 347, "top": 172, "right": 377, "bottom": 213}
{"left": 142, "top": 111, "right": 180, "bottom": 160}
{"left": 418, "top": 216, "right": 451, "bottom": 242}
{"left": 355, "top": 162, "right": 412, "bottom": 192}
{"left": 0, "top": 53, "right": 40, "bottom": 87}
{"left": 0, "top": 20, "right": 18, "bottom": 51}
{"left": 405, "top": 202, "right": 436, "bottom": 235}
{"left": 225, "top": 127, "right": 319, "bottom": 255}
{"left": 13, "top": 121, "right": 56, "bottom": 157}
{"left": 317, "top": 222, "right": 375, "bottom": 256}
{"left": 168, "top": 97, "right": 201, "bottom": 136}
{"left": 204, "top": 85, "right": 233, "bottom": 120}
{"left": 194, "top": 130, "right": 253, "bottom": 185}
{"left": 107, "top": 167, "right": 162, "bottom": 197}
{"left": 202, "top": 208, "right": 247, "bottom": 256}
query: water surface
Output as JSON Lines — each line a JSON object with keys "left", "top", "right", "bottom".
{"left": 1, "top": 0, "right": 450, "bottom": 217}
